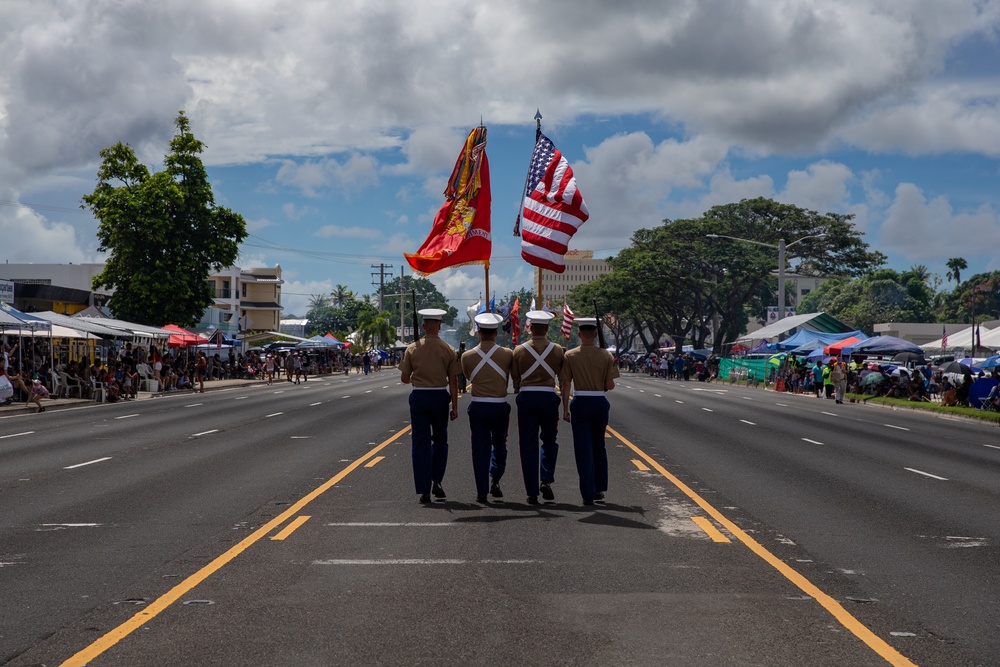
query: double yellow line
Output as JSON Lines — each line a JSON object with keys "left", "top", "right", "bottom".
{"left": 608, "top": 426, "right": 917, "bottom": 667}
{"left": 62, "top": 426, "right": 411, "bottom": 667}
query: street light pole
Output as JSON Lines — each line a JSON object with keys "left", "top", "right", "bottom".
{"left": 705, "top": 232, "right": 825, "bottom": 321}
{"left": 777, "top": 238, "right": 786, "bottom": 321}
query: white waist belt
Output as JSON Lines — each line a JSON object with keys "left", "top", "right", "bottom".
{"left": 471, "top": 396, "right": 508, "bottom": 403}
{"left": 519, "top": 386, "right": 555, "bottom": 392}
{"left": 412, "top": 386, "right": 449, "bottom": 391}
{"left": 573, "top": 390, "right": 606, "bottom": 397}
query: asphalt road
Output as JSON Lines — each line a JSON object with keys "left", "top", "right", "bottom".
{"left": 1, "top": 371, "right": 996, "bottom": 666}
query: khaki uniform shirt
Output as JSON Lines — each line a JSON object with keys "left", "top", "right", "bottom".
{"left": 399, "top": 334, "right": 459, "bottom": 388}
{"left": 563, "top": 343, "right": 620, "bottom": 392}
{"left": 512, "top": 336, "right": 565, "bottom": 388}
{"left": 461, "top": 341, "right": 513, "bottom": 398}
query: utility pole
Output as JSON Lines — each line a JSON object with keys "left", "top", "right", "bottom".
{"left": 370, "top": 263, "right": 393, "bottom": 312}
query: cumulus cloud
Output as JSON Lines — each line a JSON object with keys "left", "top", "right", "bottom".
{"left": 315, "top": 225, "right": 382, "bottom": 240}
{"left": 275, "top": 154, "right": 379, "bottom": 198}
{"left": 878, "top": 183, "right": 1000, "bottom": 262}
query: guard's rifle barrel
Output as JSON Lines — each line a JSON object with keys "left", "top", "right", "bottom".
{"left": 411, "top": 290, "right": 420, "bottom": 342}
{"left": 594, "top": 300, "right": 607, "bottom": 349}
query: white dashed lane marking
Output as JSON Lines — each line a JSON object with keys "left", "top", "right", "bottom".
{"left": 885, "top": 424, "right": 910, "bottom": 431}
{"left": 802, "top": 438, "right": 824, "bottom": 445}
{"left": 740, "top": 420, "right": 756, "bottom": 426}
{"left": 65, "top": 457, "right": 112, "bottom": 470}
{"left": 0, "top": 431, "right": 34, "bottom": 439}
{"left": 192, "top": 430, "right": 218, "bottom": 437}
{"left": 266, "top": 412, "right": 284, "bottom": 418}
{"left": 905, "top": 468, "right": 948, "bottom": 481}
{"left": 114, "top": 414, "right": 139, "bottom": 420}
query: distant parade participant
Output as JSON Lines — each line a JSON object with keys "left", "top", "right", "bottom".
{"left": 462, "top": 312, "right": 514, "bottom": 504}
{"left": 399, "top": 308, "right": 460, "bottom": 504}
{"left": 511, "top": 310, "right": 565, "bottom": 504}
{"left": 561, "top": 317, "right": 620, "bottom": 506}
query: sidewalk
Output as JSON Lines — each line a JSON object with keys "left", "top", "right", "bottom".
{"left": 0, "top": 377, "right": 266, "bottom": 417}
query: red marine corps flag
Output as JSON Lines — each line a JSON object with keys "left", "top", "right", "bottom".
{"left": 405, "top": 126, "right": 491, "bottom": 275}
{"left": 514, "top": 132, "right": 589, "bottom": 273}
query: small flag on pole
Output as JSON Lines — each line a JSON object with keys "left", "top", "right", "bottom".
{"left": 561, "top": 302, "right": 574, "bottom": 339}
{"left": 941, "top": 325, "right": 948, "bottom": 350}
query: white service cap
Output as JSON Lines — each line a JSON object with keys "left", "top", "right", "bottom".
{"left": 474, "top": 313, "right": 504, "bottom": 330}
{"left": 418, "top": 308, "right": 447, "bottom": 321}
{"left": 575, "top": 317, "right": 598, "bottom": 328}
{"left": 526, "top": 310, "right": 555, "bottom": 326}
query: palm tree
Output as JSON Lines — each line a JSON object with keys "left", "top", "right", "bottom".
{"left": 356, "top": 310, "right": 397, "bottom": 351}
{"left": 945, "top": 257, "right": 967, "bottom": 286}
{"left": 331, "top": 284, "right": 354, "bottom": 307}
{"left": 308, "top": 294, "right": 330, "bottom": 310}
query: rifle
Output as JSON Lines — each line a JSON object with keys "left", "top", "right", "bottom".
{"left": 593, "top": 300, "right": 607, "bottom": 349}
{"left": 411, "top": 289, "right": 420, "bottom": 342}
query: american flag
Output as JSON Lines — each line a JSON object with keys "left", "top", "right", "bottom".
{"left": 941, "top": 325, "right": 948, "bottom": 350}
{"left": 561, "top": 302, "right": 574, "bottom": 339}
{"left": 516, "top": 134, "right": 589, "bottom": 273}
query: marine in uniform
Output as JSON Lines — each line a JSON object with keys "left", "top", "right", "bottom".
{"left": 561, "top": 317, "right": 620, "bottom": 506}
{"left": 511, "top": 310, "right": 565, "bottom": 504}
{"left": 461, "top": 312, "right": 514, "bottom": 504}
{"left": 399, "top": 309, "right": 460, "bottom": 504}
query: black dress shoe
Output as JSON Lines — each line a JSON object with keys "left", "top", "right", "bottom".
{"left": 594, "top": 492, "right": 605, "bottom": 502}
{"left": 527, "top": 496, "right": 539, "bottom": 505}
{"left": 419, "top": 494, "right": 431, "bottom": 504}
{"left": 476, "top": 495, "right": 489, "bottom": 504}
{"left": 432, "top": 482, "right": 446, "bottom": 499}
{"left": 582, "top": 499, "right": 595, "bottom": 506}
{"left": 539, "top": 482, "right": 554, "bottom": 501}
{"left": 490, "top": 481, "right": 503, "bottom": 498}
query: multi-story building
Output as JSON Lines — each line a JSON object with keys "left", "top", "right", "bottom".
{"left": 538, "top": 250, "right": 612, "bottom": 305}
{"left": 200, "top": 265, "right": 283, "bottom": 334}
{"left": 0, "top": 263, "right": 110, "bottom": 313}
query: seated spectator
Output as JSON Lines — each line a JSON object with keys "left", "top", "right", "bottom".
{"left": 956, "top": 374, "right": 973, "bottom": 407}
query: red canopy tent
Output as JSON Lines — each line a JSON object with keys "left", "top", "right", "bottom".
{"left": 163, "top": 324, "right": 210, "bottom": 348}
{"left": 824, "top": 336, "right": 863, "bottom": 356}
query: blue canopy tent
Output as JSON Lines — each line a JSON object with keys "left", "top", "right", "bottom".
{"left": 773, "top": 329, "right": 867, "bottom": 351}
{"left": 846, "top": 335, "right": 923, "bottom": 356}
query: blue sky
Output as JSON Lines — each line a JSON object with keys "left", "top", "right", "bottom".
{"left": 3, "top": 1, "right": 1000, "bottom": 317}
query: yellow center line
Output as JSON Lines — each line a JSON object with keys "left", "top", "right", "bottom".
{"left": 270, "top": 515, "right": 311, "bottom": 541}
{"left": 364, "top": 455, "right": 386, "bottom": 468}
{"left": 690, "top": 516, "right": 731, "bottom": 543}
{"left": 606, "top": 425, "right": 917, "bottom": 667}
{"left": 630, "top": 458, "right": 650, "bottom": 471}
{"left": 61, "top": 425, "right": 412, "bottom": 667}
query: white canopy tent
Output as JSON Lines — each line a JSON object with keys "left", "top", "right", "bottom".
{"left": 920, "top": 326, "right": 992, "bottom": 352}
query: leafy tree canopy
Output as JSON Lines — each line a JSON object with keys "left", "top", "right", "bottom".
{"left": 83, "top": 112, "right": 247, "bottom": 327}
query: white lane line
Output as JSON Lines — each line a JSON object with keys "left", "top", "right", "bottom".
{"left": 984, "top": 444, "right": 1000, "bottom": 450}
{"left": 114, "top": 414, "right": 139, "bottom": 420}
{"left": 326, "top": 522, "right": 454, "bottom": 527}
{"left": 802, "top": 438, "right": 824, "bottom": 445}
{"left": 290, "top": 436, "right": 309, "bottom": 439}
{"left": 776, "top": 403, "right": 788, "bottom": 407}
{"left": 821, "top": 411, "right": 838, "bottom": 416}
{"left": 905, "top": 468, "right": 948, "bottom": 481}
{"left": 273, "top": 391, "right": 284, "bottom": 394}
{"left": 185, "top": 403, "right": 203, "bottom": 408}
{"left": 701, "top": 407, "right": 713, "bottom": 412}
{"left": 675, "top": 400, "right": 684, "bottom": 404}
{"left": 266, "top": 412, "right": 284, "bottom": 418}
{"left": 382, "top": 386, "right": 389, "bottom": 389}
{"left": 40, "top": 523, "right": 101, "bottom": 528}
{"left": 192, "top": 430, "right": 218, "bottom": 437}
{"left": 310, "top": 402, "right": 323, "bottom": 407}
{"left": 654, "top": 394, "right": 662, "bottom": 398}
{"left": 234, "top": 396, "right": 248, "bottom": 400}
{"left": 342, "top": 396, "right": 351, "bottom": 399}
{"left": 366, "top": 390, "right": 373, "bottom": 394}
{"left": 885, "top": 424, "right": 910, "bottom": 431}
{"left": 312, "top": 559, "right": 539, "bottom": 565}
{"left": 64, "top": 457, "right": 112, "bottom": 469}
{"left": 742, "top": 397, "right": 754, "bottom": 400}
{"left": 0, "top": 431, "right": 34, "bottom": 439}
{"left": 739, "top": 420, "right": 756, "bottom": 426}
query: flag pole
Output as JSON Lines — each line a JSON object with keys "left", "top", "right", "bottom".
{"left": 484, "top": 261, "right": 490, "bottom": 313}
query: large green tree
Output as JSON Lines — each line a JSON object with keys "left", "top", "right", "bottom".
{"left": 83, "top": 112, "right": 247, "bottom": 326}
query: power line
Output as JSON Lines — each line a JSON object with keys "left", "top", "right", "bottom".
{"left": 0, "top": 198, "right": 87, "bottom": 215}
